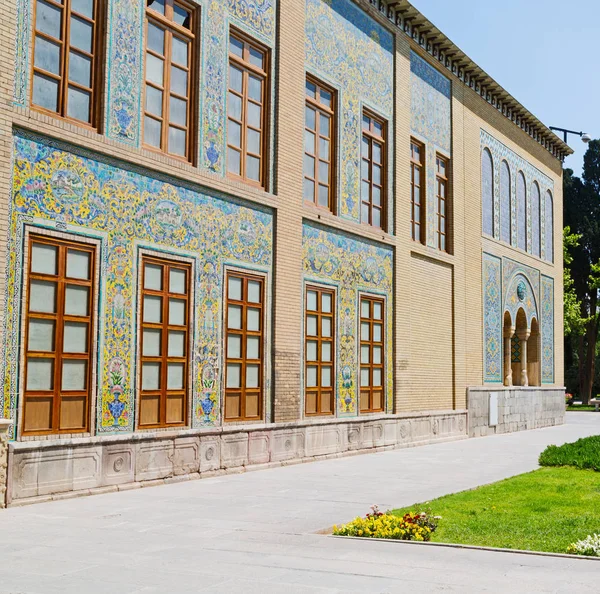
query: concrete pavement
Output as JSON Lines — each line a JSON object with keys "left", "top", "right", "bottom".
{"left": 1, "top": 412, "right": 599, "bottom": 593}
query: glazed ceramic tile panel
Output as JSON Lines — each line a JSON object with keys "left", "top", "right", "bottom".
{"left": 13, "top": 0, "right": 31, "bottom": 106}
{"left": 480, "top": 130, "right": 554, "bottom": 262}
{"left": 541, "top": 276, "right": 555, "bottom": 384}
{"left": 483, "top": 253, "right": 502, "bottom": 383}
{"left": 504, "top": 273, "right": 538, "bottom": 327}
{"left": 3, "top": 132, "right": 273, "bottom": 438}
{"left": 305, "top": 0, "right": 394, "bottom": 226}
{"left": 302, "top": 224, "right": 393, "bottom": 415}
{"left": 410, "top": 52, "right": 451, "bottom": 248}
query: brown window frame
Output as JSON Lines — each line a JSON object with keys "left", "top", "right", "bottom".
{"left": 224, "top": 271, "right": 265, "bottom": 423}
{"left": 410, "top": 139, "right": 425, "bottom": 244}
{"left": 143, "top": 0, "right": 197, "bottom": 162}
{"left": 22, "top": 235, "right": 96, "bottom": 436}
{"left": 305, "top": 285, "right": 335, "bottom": 417}
{"left": 359, "top": 296, "right": 385, "bottom": 414}
{"left": 227, "top": 28, "right": 270, "bottom": 189}
{"left": 304, "top": 76, "right": 336, "bottom": 212}
{"left": 30, "top": 0, "right": 105, "bottom": 129}
{"left": 436, "top": 154, "right": 450, "bottom": 253}
{"left": 361, "top": 110, "right": 387, "bottom": 230}
{"left": 139, "top": 255, "right": 191, "bottom": 429}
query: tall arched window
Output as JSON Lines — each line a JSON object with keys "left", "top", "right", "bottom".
{"left": 531, "top": 181, "right": 541, "bottom": 258}
{"left": 500, "top": 160, "right": 511, "bottom": 243}
{"left": 517, "top": 171, "right": 527, "bottom": 251}
{"left": 545, "top": 190, "right": 554, "bottom": 262}
{"left": 482, "top": 148, "right": 494, "bottom": 237}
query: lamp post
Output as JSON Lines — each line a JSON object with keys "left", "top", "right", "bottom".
{"left": 549, "top": 127, "right": 591, "bottom": 145}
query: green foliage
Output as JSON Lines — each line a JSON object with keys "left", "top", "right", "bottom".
{"left": 539, "top": 435, "right": 600, "bottom": 471}
{"left": 563, "top": 227, "right": 585, "bottom": 336}
{"left": 392, "top": 467, "right": 600, "bottom": 554}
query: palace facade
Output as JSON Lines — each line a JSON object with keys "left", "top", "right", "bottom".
{"left": 0, "top": 0, "right": 568, "bottom": 506}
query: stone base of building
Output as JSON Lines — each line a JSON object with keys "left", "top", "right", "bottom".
{"left": 6, "top": 410, "right": 467, "bottom": 506}
{"left": 467, "top": 387, "right": 565, "bottom": 438}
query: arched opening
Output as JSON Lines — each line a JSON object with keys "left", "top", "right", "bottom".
{"left": 482, "top": 148, "right": 494, "bottom": 237}
{"left": 511, "top": 308, "right": 530, "bottom": 387}
{"left": 528, "top": 318, "right": 541, "bottom": 386}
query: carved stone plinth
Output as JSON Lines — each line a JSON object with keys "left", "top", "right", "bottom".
{"left": 0, "top": 419, "right": 12, "bottom": 509}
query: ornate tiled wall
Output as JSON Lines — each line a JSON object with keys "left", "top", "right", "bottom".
{"left": 302, "top": 224, "right": 393, "bottom": 416}
{"left": 305, "top": 0, "right": 394, "bottom": 226}
{"left": 2, "top": 132, "right": 273, "bottom": 438}
{"left": 410, "top": 51, "right": 451, "bottom": 248}
{"left": 480, "top": 130, "right": 554, "bottom": 261}
{"left": 483, "top": 253, "right": 502, "bottom": 383}
{"left": 541, "top": 276, "right": 555, "bottom": 384}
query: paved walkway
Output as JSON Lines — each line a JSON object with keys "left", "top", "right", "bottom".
{"left": 1, "top": 413, "right": 599, "bottom": 594}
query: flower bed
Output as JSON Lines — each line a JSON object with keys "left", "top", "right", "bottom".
{"left": 567, "top": 534, "right": 600, "bottom": 557}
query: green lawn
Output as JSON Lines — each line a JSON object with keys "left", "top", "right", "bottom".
{"left": 540, "top": 435, "right": 600, "bottom": 472}
{"left": 392, "top": 467, "right": 600, "bottom": 553}
{"left": 567, "top": 405, "right": 598, "bottom": 412}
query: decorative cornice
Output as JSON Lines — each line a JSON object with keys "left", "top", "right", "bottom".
{"left": 365, "top": 0, "right": 573, "bottom": 162}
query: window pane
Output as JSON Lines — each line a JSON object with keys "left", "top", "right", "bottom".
{"left": 318, "top": 185, "right": 329, "bottom": 208}
{"left": 142, "top": 362, "right": 161, "bottom": 390}
{"left": 67, "top": 87, "right": 91, "bottom": 122}
{"left": 32, "top": 73, "right": 59, "bottom": 112}
{"left": 247, "top": 129, "right": 261, "bottom": 155}
{"left": 361, "top": 345, "right": 370, "bottom": 364}
{"left": 321, "top": 292, "right": 332, "bottom": 313}
{"left": 373, "top": 164, "right": 382, "bottom": 185}
{"left": 228, "top": 276, "right": 243, "bottom": 300}
{"left": 372, "top": 208, "right": 381, "bottom": 228}
{"left": 167, "top": 363, "right": 184, "bottom": 390}
{"left": 169, "top": 298, "right": 186, "bottom": 325}
{"left": 229, "top": 65, "right": 242, "bottom": 93}
{"left": 372, "top": 187, "right": 381, "bottom": 207}
{"left": 246, "top": 336, "right": 260, "bottom": 359}
{"left": 62, "top": 360, "right": 87, "bottom": 390}
{"left": 65, "top": 285, "right": 89, "bottom": 316}
{"left": 72, "top": 0, "right": 94, "bottom": 19}
{"left": 36, "top": 1, "right": 62, "bottom": 38}
{"left": 35, "top": 36, "right": 61, "bottom": 74}
{"left": 321, "top": 317, "right": 332, "bottom": 338}
{"left": 226, "top": 363, "right": 241, "bottom": 388}
{"left": 321, "top": 366, "right": 332, "bottom": 388}
{"left": 247, "top": 308, "right": 260, "bottom": 332}
{"left": 361, "top": 322, "right": 370, "bottom": 341}
{"left": 247, "top": 155, "right": 260, "bottom": 181}
{"left": 373, "top": 143, "right": 382, "bottom": 163}
{"left": 361, "top": 159, "right": 370, "bottom": 180}
{"left": 148, "top": 0, "right": 165, "bottom": 15}
{"left": 374, "top": 120, "right": 383, "bottom": 135}
{"left": 173, "top": 4, "right": 190, "bottom": 28}
{"left": 360, "top": 368, "right": 369, "bottom": 387}
{"left": 373, "top": 324, "right": 382, "bottom": 342}
{"left": 373, "top": 368, "right": 382, "bottom": 387}
{"left": 27, "top": 358, "right": 54, "bottom": 391}
{"left": 229, "top": 36, "right": 243, "bottom": 58}
{"left": 147, "top": 23, "right": 164, "bottom": 55}
{"left": 228, "top": 92, "right": 242, "bottom": 121}
{"left": 63, "top": 322, "right": 88, "bottom": 353}
{"left": 303, "top": 179, "right": 315, "bottom": 201}
{"left": 143, "top": 329, "right": 162, "bottom": 357}
{"left": 373, "top": 346, "right": 382, "bottom": 365}
{"left": 246, "top": 365, "right": 259, "bottom": 388}
{"left": 144, "top": 264, "right": 162, "bottom": 290}
{"left": 248, "top": 281, "right": 261, "bottom": 303}
{"left": 228, "top": 305, "right": 242, "bottom": 330}
{"left": 66, "top": 250, "right": 91, "bottom": 280}
{"left": 31, "top": 243, "right": 58, "bottom": 275}
{"left": 227, "top": 148, "right": 241, "bottom": 176}
{"left": 307, "top": 290, "right": 318, "bottom": 311}
{"left": 28, "top": 319, "right": 55, "bottom": 352}
{"left": 227, "top": 334, "right": 241, "bottom": 359}
{"left": 169, "top": 96, "right": 187, "bottom": 126}
{"left": 167, "top": 269, "right": 185, "bottom": 295}
{"left": 360, "top": 300, "right": 370, "bottom": 319}
{"left": 144, "top": 116, "right": 162, "bottom": 147}
{"left": 172, "top": 36, "right": 188, "bottom": 67}
{"left": 30, "top": 280, "right": 57, "bottom": 313}
{"left": 249, "top": 47, "right": 263, "bottom": 69}
{"left": 319, "top": 161, "right": 329, "bottom": 182}
{"left": 228, "top": 120, "right": 241, "bottom": 149}
{"left": 362, "top": 114, "right": 370, "bottom": 130}
{"left": 373, "top": 301, "right": 382, "bottom": 320}
{"left": 168, "top": 331, "right": 185, "bottom": 357}
{"left": 68, "top": 51, "right": 91, "bottom": 87}
{"left": 322, "top": 342, "right": 332, "bottom": 363}
{"left": 319, "top": 137, "right": 330, "bottom": 160}
{"left": 306, "top": 106, "right": 316, "bottom": 130}
{"left": 361, "top": 203, "right": 370, "bottom": 224}
{"left": 305, "top": 130, "right": 315, "bottom": 154}
{"left": 320, "top": 89, "right": 331, "bottom": 108}
{"left": 307, "top": 366, "right": 318, "bottom": 388}
{"left": 70, "top": 16, "right": 93, "bottom": 53}
{"left": 247, "top": 103, "right": 261, "bottom": 129}
{"left": 168, "top": 126, "right": 187, "bottom": 157}
{"left": 306, "top": 315, "right": 317, "bottom": 336}
{"left": 143, "top": 295, "right": 162, "bottom": 323}
{"left": 306, "top": 80, "right": 316, "bottom": 98}
{"left": 304, "top": 154, "right": 315, "bottom": 178}
{"left": 361, "top": 181, "right": 370, "bottom": 200}
{"left": 248, "top": 76, "right": 262, "bottom": 102}
{"left": 319, "top": 114, "right": 330, "bottom": 135}
{"left": 146, "top": 54, "right": 164, "bottom": 86}
{"left": 307, "top": 341, "right": 318, "bottom": 362}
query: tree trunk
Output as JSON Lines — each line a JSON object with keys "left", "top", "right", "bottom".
{"left": 581, "top": 291, "right": 598, "bottom": 405}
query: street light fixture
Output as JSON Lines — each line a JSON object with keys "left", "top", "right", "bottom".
{"left": 549, "top": 126, "right": 591, "bottom": 144}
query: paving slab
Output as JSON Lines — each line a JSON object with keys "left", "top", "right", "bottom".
{"left": 1, "top": 412, "right": 599, "bottom": 594}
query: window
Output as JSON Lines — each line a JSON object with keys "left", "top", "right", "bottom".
{"left": 545, "top": 190, "right": 554, "bottom": 262}
{"left": 359, "top": 296, "right": 384, "bottom": 414}
{"left": 305, "top": 286, "right": 334, "bottom": 416}
{"left": 435, "top": 155, "right": 449, "bottom": 252}
{"left": 225, "top": 272, "right": 264, "bottom": 422}
{"left": 500, "top": 160, "right": 511, "bottom": 244}
{"left": 361, "top": 112, "right": 386, "bottom": 228}
{"left": 531, "top": 182, "right": 541, "bottom": 258}
{"left": 31, "top": 0, "right": 103, "bottom": 126}
{"left": 23, "top": 236, "right": 95, "bottom": 435}
{"left": 139, "top": 256, "right": 191, "bottom": 428}
{"left": 227, "top": 31, "right": 269, "bottom": 187}
{"left": 411, "top": 140, "right": 425, "bottom": 243}
{"left": 304, "top": 77, "right": 335, "bottom": 211}
{"left": 517, "top": 171, "right": 527, "bottom": 251}
{"left": 482, "top": 148, "right": 494, "bottom": 237}
{"left": 144, "top": 0, "right": 196, "bottom": 160}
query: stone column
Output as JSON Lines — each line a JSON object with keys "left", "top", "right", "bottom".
{"left": 0, "top": 419, "right": 12, "bottom": 508}
{"left": 504, "top": 326, "right": 515, "bottom": 387}
{"left": 517, "top": 329, "right": 531, "bottom": 387}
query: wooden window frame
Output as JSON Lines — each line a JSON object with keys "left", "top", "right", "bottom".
{"left": 359, "top": 295, "right": 385, "bottom": 414}
{"left": 304, "top": 75, "right": 336, "bottom": 212}
{"left": 410, "top": 139, "right": 425, "bottom": 244}
{"left": 22, "top": 235, "right": 96, "bottom": 436}
{"left": 224, "top": 270, "right": 265, "bottom": 423}
{"left": 227, "top": 28, "right": 270, "bottom": 190}
{"left": 143, "top": 0, "right": 198, "bottom": 162}
{"left": 304, "top": 285, "right": 335, "bottom": 417}
{"left": 435, "top": 154, "right": 450, "bottom": 253}
{"left": 138, "top": 255, "right": 191, "bottom": 429}
{"left": 361, "top": 110, "right": 387, "bottom": 230}
{"left": 30, "top": 0, "right": 105, "bottom": 130}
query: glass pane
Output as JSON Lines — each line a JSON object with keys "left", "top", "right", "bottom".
{"left": 373, "top": 143, "right": 382, "bottom": 163}
{"left": 66, "top": 250, "right": 90, "bottom": 280}
{"left": 172, "top": 36, "right": 188, "bottom": 66}
{"left": 373, "top": 301, "right": 383, "bottom": 320}
{"left": 361, "top": 322, "right": 370, "bottom": 341}
{"left": 247, "top": 129, "right": 261, "bottom": 155}
{"left": 249, "top": 47, "right": 263, "bottom": 69}
{"left": 361, "top": 345, "right": 370, "bottom": 364}
{"left": 247, "top": 308, "right": 260, "bottom": 332}
{"left": 373, "top": 324, "right": 382, "bottom": 342}
{"left": 319, "top": 161, "right": 329, "bottom": 182}
{"left": 229, "top": 65, "right": 242, "bottom": 93}
{"left": 168, "top": 331, "right": 185, "bottom": 357}
{"left": 247, "top": 103, "right": 261, "bottom": 129}
{"left": 318, "top": 185, "right": 328, "bottom": 207}
{"left": 229, "top": 36, "right": 243, "bottom": 58}
{"left": 62, "top": 360, "right": 87, "bottom": 391}
{"left": 306, "top": 106, "right": 316, "bottom": 130}
{"left": 321, "top": 292, "right": 332, "bottom": 313}
{"left": 142, "top": 362, "right": 160, "bottom": 391}
{"left": 307, "top": 366, "right": 318, "bottom": 388}
{"left": 322, "top": 342, "right": 332, "bottom": 363}
{"left": 373, "top": 368, "right": 382, "bottom": 387}
{"left": 228, "top": 93, "right": 242, "bottom": 121}
{"left": 307, "top": 290, "right": 318, "bottom": 311}
{"left": 144, "top": 116, "right": 162, "bottom": 147}
{"left": 306, "top": 341, "right": 318, "bottom": 362}
{"left": 30, "top": 280, "right": 57, "bottom": 313}
{"left": 35, "top": 36, "right": 61, "bottom": 74}
{"left": 319, "top": 114, "right": 330, "bottom": 135}
{"left": 72, "top": 0, "right": 93, "bottom": 18}
{"left": 67, "top": 87, "right": 91, "bottom": 122}
{"left": 32, "top": 73, "right": 59, "bottom": 112}
{"left": 372, "top": 208, "right": 381, "bottom": 228}
{"left": 228, "top": 277, "right": 242, "bottom": 300}
{"left": 63, "top": 322, "right": 87, "bottom": 353}
{"left": 228, "top": 305, "right": 242, "bottom": 330}
{"left": 68, "top": 51, "right": 91, "bottom": 87}
{"left": 248, "top": 76, "right": 262, "bottom": 102}
{"left": 305, "top": 130, "right": 315, "bottom": 154}
{"left": 65, "top": 285, "right": 89, "bottom": 316}
{"left": 167, "top": 363, "right": 184, "bottom": 390}
{"left": 70, "top": 16, "right": 93, "bottom": 53}
{"left": 362, "top": 114, "right": 370, "bottom": 130}
{"left": 306, "top": 315, "right": 317, "bottom": 336}
{"left": 372, "top": 187, "right": 381, "bottom": 207}
{"left": 361, "top": 203, "right": 370, "bottom": 224}
{"left": 361, "top": 181, "right": 370, "bottom": 199}
{"left": 143, "top": 329, "right": 161, "bottom": 357}
{"left": 304, "top": 155, "right": 315, "bottom": 178}
{"left": 361, "top": 159, "right": 370, "bottom": 180}
{"left": 28, "top": 319, "right": 55, "bottom": 352}
{"left": 321, "top": 366, "right": 332, "bottom": 388}
{"left": 248, "top": 281, "right": 261, "bottom": 303}
{"left": 303, "top": 179, "right": 315, "bottom": 202}
{"left": 373, "top": 164, "right": 382, "bottom": 185}
{"left": 321, "top": 317, "right": 332, "bottom": 338}
{"left": 36, "top": 1, "right": 62, "bottom": 38}
{"left": 227, "top": 334, "right": 241, "bottom": 359}
{"left": 246, "top": 155, "right": 261, "bottom": 181}
{"left": 374, "top": 120, "right": 383, "bottom": 135}
{"left": 360, "top": 367, "right": 370, "bottom": 387}
{"left": 143, "top": 295, "right": 162, "bottom": 323}
{"left": 227, "top": 148, "right": 241, "bottom": 176}
{"left": 226, "top": 363, "right": 241, "bottom": 388}
{"left": 148, "top": 0, "right": 165, "bottom": 15}
{"left": 146, "top": 54, "right": 164, "bottom": 86}
{"left": 228, "top": 120, "right": 241, "bottom": 148}
{"left": 169, "top": 96, "right": 187, "bottom": 126}
{"left": 147, "top": 23, "right": 164, "bottom": 55}
{"left": 169, "top": 268, "right": 186, "bottom": 294}
{"left": 247, "top": 336, "right": 260, "bottom": 359}
{"left": 246, "top": 365, "right": 259, "bottom": 389}
{"left": 361, "top": 299, "right": 370, "bottom": 319}
{"left": 320, "top": 88, "right": 331, "bottom": 107}
{"left": 306, "top": 80, "right": 316, "bottom": 98}
{"left": 173, "top": 4, "right": 190, "bottom": 28}
{"left": 169, "top": 299, "right": 186, "bottom": 325}
{"left": 319, "top": 137, "right": 330, "bottom": 160}
{"left": 373, "top": 346, "right": 382, "bottom": 365}
{"left": 31, "top": 244, "right": 57, "bottom": 275}
{"left": 168, "top": 126, "right": 187, "bottom": 157}
{"left": 144, "top": 264, "right": 162, "bottom": 290}
{"left": 27, "top": 358, "right": 54, "bottom": 390}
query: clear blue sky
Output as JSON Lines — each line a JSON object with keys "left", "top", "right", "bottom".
{"left": 410, "top": 0, "right": 599, "bottom": 177}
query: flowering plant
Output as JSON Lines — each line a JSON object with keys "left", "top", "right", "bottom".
{"left": 333, "top": 506, "right": 440, "bottom": 542}
{"left": 567, "top": 534, "right": 600, "bottom": 557}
